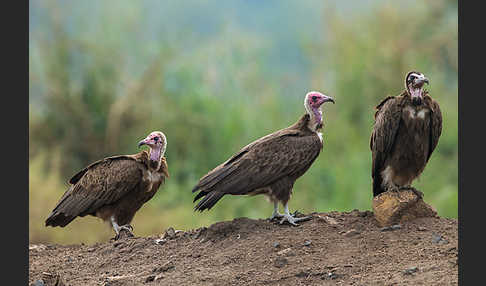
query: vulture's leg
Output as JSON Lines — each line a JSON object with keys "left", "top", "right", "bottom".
{"left": 279, "top": 203, "right": 311, "bottom": 226}
{"left": 269, "top": 201, "right": 284, "bottom": 220}
{"left": 111, "top": 216, "right": 134, "bottom": 239}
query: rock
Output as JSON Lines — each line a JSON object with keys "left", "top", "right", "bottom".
{"left": 274, "top": 257, "right": 288, "bottom": 268}
{"left": 273, "top": 242, "right": 280, "bottom": 248}
{"left": 154, "top": 238, "right": 167, "bottom": 245}
{"left": 145, "top": 275, "right": 155, "bottom": 282}
{"left": 403, "top": 266, "right": 419, "bottom": 275}
{"left": 372, "top": 189, "right": 437, "bottom": 227}
{"left": 418, "top": 226, "right": 428, "bottom": 231}
{"left": 432, "top": 233, "right": 449, "bottom": 244}
{"left": 303, "top": 240, "right": 312, "bottom": 247}
{"left": 31, "top": 279, "right": 45, "bottom": 286}
{"left": 277, "top": 248, "right": 294, "bottom": 256}
{"left": 380, "top": 224, "right": 402, "bottom": 232}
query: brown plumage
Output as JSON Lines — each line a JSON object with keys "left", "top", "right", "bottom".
{"left": 192, "top": 91, "right": 335, "bottom": 225}
{"left": 45, "top": 131, "right": 169, "bottom": 238}
{"left": 370, "top": 71, "right": 442, "bottom": 197}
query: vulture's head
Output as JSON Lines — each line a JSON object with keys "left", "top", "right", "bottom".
{"left": 304, "top": 91, "right": 335, "bottom": 125}
{"left": 138, "top": 131, "right": 167, "bottom": 161}
{"left": 405, "top": 71, "right": 429, "bottom": 105}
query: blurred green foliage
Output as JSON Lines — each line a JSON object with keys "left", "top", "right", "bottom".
{"left": 29, "top": 0, "right": 457, "bottom": 244}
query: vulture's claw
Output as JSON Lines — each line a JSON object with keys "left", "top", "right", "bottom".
{"left": 279, "top": 214, "right": 311, "bottom": 226}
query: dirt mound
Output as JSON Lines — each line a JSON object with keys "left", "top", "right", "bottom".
{"left": 29, "top": 210, "right": 458, "bottom": 285}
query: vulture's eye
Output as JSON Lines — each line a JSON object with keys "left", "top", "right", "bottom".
{"left": 153, "top": 137, "right": 159, "bottom": 142}
{"left": 409, "top": 76, "right": 415, "bottom": 81}
{"left": 311, "top": 96, "right": 317, "bottom": 102}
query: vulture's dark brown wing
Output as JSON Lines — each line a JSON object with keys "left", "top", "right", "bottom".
{"left": 427, "top": 98, "right": 442, "bottom": 162}
{"left": 193, "top": 129, "right": 322, "bottom": 210}
{"left": 45, "top": 155, "right": 144, "bottom": 227}
{"left": 370, "top": 96, "right": 403, "bottom": 182}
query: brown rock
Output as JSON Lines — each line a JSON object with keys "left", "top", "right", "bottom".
{"left": 372, "top": 189, "right": 437, "bottom": 227}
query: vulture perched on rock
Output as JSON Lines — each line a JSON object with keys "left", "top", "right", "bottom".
{"left": 192, "top": 91, "right": 335, "bottom": 225}
{"left": 45, "top": 131, "right": 169, "bottom": 239}
{"left": 370, "top": 71, "right": 442, "bottom": 197}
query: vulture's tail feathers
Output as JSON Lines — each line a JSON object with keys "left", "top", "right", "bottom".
{"left": 45, "top": 211, "right": 76, "bottom": 227}
{"left": 194, "top": 191, "right": 224, "bottom": 212}
{"left": 372, "top": 175, "right": 385, "bottom": 197}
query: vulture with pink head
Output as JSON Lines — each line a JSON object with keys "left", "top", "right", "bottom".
{"left": 192, "top": 91, "right": 335, "bottom": 225}
{"left": 370, "top": 71, "right": 442, "bottom": 197}
{"left": 45, "top": 131, "right": 169, "bottom": 239}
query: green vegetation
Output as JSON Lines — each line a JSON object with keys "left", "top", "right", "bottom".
{"left": 29, "top": 1, "right": 457, "bottom": 244}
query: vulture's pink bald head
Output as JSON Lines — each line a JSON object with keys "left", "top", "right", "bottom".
{"left": 305, "top": 91, "right": 334, "bottom": 110}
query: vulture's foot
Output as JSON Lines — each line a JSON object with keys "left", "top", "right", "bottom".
{"left": 399, "top": 186, "right": 424, "bottom": 200}
{"left": 269, "top": 211, "right": 284, "bottom": 221}
{"left": 279, "top": 214, "right": 312, "bottom": 226}
{"left": 114, "top": 225, "right": 134, "bottom": 240}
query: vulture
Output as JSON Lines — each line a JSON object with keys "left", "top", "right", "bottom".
{"left": 370, "top": 71, "right": 442, "bottom": 197}
{"left": 45, "top": 131, "right": 169, "bottom": 239}
{"left": 192, "top": 91, "right": 335, "bottom": 225}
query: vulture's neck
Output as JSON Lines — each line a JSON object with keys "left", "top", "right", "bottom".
{"left": 304, "top": 105, "right": 323, "bottom": 133}
{"left": 148, "top": 146, "right": 165, "bottom": 170}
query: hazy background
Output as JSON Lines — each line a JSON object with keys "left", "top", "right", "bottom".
{"left": 29, "top": 0, "right": 458, "bottom": 244}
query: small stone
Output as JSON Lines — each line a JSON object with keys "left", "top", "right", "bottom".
{"left": 155, "top": 239, "right": 167, "bottom": 245}
{"left": 273, "top": 242, "right": 280, "bottom": 248}
{"left": 32, "top": 280, "right": 45, "bottom": 286}
{"left": 295, "top": 271, "right": 309, "bottom": 278}
{"left": 274, "top": 257, "right": 288, "bottom": 268}
{"left": 303, "top": 240, "right": 312, "bottom": 247}
{"left": 403, "top": 266, "right": 419, "bottom": 275}
{"left": 327, "top": 272, "right": 338, "bottom": 279}
{"left": 343, "top": 229, "right": 360, "bottom": 237}
{"left": 145, "top": 275, "right": 155, "bottom": 282}
{"left": 432, "top": 233, "right": 449, "bottom": 244}
{"left": 418, "top": 226, "right": 428, "bottom": 231}
{"left": 380, "top": 224, "right": 402, "bottom": 232}
{"left": 277, "top": 248, "right": 294, "bottom": 256}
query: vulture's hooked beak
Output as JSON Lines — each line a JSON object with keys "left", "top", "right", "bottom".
{"left": 323, "top": 96, "right": 335, "bottom": 104}
{"left": 138, "top": 139, "right": 148, "bottom": 148}
{"left": 417, "top": 77, "right": 429, "bottom": 86}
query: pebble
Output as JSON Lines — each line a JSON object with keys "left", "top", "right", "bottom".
{"left": 274, "top": 257, "right": 288, "bottom": 268}
{"left": 432, "top": 233, "right": 449, "bottom": 244}
{"left": 273, "top": 242, "right": 280, "bottom": 248}
{"left": 32, "top": 280, "right": 45, "bottom": 286}
{"left": 155, "top": 238, "right": 167, "bottom": 245}
{"left": 380, "top": 224, "right": 402, "bottom": 232}
{"left": 303, "top": 240, "right": 312, "bottom": 247}
{"left": 403, "top": 266, "right": 419, "bottom": 275}
{"left": 277, "top": 248, "right": 294, "bottom": 256}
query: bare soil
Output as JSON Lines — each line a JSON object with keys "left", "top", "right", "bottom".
{"left": 29, "top": 210, "right": 458, "bottom": 285}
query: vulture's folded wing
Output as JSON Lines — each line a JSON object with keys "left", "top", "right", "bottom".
{"left": 193, "top": 130, "right": 322, "bottom": 200}
{"left": 45, "top": 156, "right": 144, "bottom": 227}
{"left": 370, "top": 96, "right": 403, "bottom": 179}
{"left": 427, "top": 98, "right": 442, "bottom": 162}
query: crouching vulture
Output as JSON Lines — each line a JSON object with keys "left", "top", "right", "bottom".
{"left": 192, "top": 91, "right": 335, "bottom": 225}
{"left": 45, "top": 131, "right": 169, "bottom": 239}
{"left": 370, "top": 71, "right": 442, "bottom": 197}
